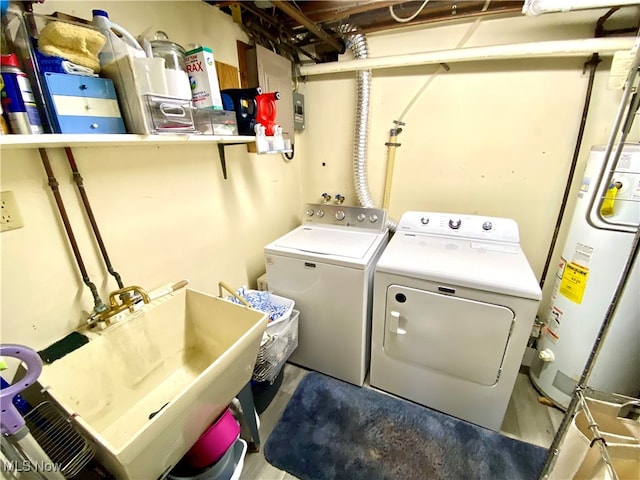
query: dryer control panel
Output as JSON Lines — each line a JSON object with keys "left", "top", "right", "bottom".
{"left": 397, "top": 211, "right": 520, "bottom": 243}
{"left": 302, "top": 203, "right": 387, "bottom": 232}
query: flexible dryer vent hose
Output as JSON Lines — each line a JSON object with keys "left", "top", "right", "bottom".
{"left": 340, "top": 24, "right": 398, "bottom": 232}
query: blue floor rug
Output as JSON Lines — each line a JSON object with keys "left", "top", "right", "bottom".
{"left": 264, "top": 372, "right": 548, "bottom": 480}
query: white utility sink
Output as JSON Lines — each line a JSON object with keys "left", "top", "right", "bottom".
{"left": 38, "top": 288, "right": 268, "bottom": 480}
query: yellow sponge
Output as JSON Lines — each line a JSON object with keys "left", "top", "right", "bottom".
{"left": 38, "top": 20, "right": 105, "bottom": 72}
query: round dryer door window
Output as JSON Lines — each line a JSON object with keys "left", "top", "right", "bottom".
{"left": 383, "top": 285, "right": 515, "bottom": 386}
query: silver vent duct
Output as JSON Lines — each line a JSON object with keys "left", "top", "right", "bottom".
{"left": 341, "top": 25, "right": 398, "bottom": 231}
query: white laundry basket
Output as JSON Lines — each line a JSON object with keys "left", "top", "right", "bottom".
{"left": 223, "top": 286, "right": 294, "bottom": 327}
{"left": 253, "top": 310, "right": 299, "bottom": 383}
{"left": 550, "top": 396, "right": 640, "bottom": 480}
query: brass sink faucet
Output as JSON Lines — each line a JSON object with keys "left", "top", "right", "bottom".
{"left": 87, "top": 285, "right": 150, "bottom": 327}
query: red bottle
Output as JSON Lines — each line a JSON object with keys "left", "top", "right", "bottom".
{"left": 255, "top": 91, "right": 280, "bottom": 136}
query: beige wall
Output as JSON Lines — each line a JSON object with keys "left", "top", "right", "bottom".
{"left": 298, "top": 7, "right": 639, "bottom": 317}
{"left": 0, "top": 1, "right": 303, "bottom": 352}
{"left": 1, "top": 2, "right": 639, "bottom": 356}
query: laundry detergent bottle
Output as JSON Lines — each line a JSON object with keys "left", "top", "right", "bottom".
{"left": 256, "top": 91, "right": 280, "bottom": 135}
{"left": 221, "top": 87, "right": 262, "bottom": 135}
{"left": 91, "top": 9, "right": 145, "bottom": 67}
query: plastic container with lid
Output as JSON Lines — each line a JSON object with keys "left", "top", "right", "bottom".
{"left": 150, "top": 32, "right": 191, "bottom": 100}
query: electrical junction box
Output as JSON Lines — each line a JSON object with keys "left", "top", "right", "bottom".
{"left": 293, "top": 92, "right": 304, "bottom": 131}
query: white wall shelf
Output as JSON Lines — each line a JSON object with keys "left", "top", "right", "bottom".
{"left": 0, "top": 133, "right": 255, "bottom": 149}
{"left": 0, "top": 134, "right": 256, "bottom": 179}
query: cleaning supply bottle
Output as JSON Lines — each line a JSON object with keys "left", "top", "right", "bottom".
{"left": 256, "top": 91, "right": 279, "bottom": 135}
{"left": 221, "top": 87, "right": 262, "bottom": 135}
{"left": 0, "top": 53, "right": 43, "bottom": 134}
{"left": 91, "top": 9, "right": 145, "bottom": 67}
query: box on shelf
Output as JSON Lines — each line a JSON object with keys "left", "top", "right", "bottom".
{"left": 41, "top": 71, "right": 126, "bottom": 134}
{"left": 102, "top": 56, "right": 198, "bottom": 135}
{"left": 185, "top": 46, "right": 223, "bottom": 110}
{"left": 193, "top": 109, "right": 237, "bottom": 136}
{"left": 143, "top": 94, "right": 195, "bottom": 133}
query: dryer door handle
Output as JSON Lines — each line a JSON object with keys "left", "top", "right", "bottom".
{"left": 388, "top": 311, "right": 406, "bottom": 335}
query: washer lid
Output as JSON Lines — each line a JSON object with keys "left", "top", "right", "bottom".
{"left": 271, "top": 226, "right": 380, "bottom": 259}
{"left": 376, "top": 233, "right": 541, "bottom": 300}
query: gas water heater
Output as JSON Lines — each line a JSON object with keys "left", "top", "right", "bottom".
{"left": 530, "top": 144, "right": 640, "bottom": 409}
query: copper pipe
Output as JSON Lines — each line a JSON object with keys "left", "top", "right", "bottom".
{"left": 65, "top": 147, "right": 124, "bottom": 289}
{"left": 39, "top": 148, "right": 106, "bottom": 313}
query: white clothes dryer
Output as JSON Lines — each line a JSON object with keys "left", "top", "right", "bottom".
{"left": 264, "top": 203, "right": 388, "bottom": 386}
{"left": 370, "top": 211, "right": 541, "bottom": 431}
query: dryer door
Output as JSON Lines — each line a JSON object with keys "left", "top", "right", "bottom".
{"left": 383, "top": 285, "right": 515, "bottom": 386}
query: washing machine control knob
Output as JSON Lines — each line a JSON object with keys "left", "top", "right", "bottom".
{"left": 335, "top": 210, "right": 346, "bottom": 221}
{"left": 482, "top": 221, "right": 493, "bottom": 231}
{"left": 369, "top": 214, "right": 379, "bottom": 223}
{"left": 420, "top": 216, "right": 429, "bottom": 225}
{"left": 357, "top": 213, "right": 366, "bottom": 222}
{"left": 448, "top": 218, "right": 462, "bottom": 230}
{"left": 316, "top": 210, "right": 325, "bottom": 218}
{"left": 306, "top": 208, "right": 314, "bottom": 217}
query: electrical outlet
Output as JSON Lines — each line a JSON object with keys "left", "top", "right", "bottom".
{"left": 1, "top": 191, "right": 24, "bottom": 232}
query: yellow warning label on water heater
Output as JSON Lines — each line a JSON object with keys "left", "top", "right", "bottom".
{"left": 559, "top": 261, "right": 589, "bottom": 304}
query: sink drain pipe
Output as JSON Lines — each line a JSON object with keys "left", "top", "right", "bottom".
{"left": 340, "top": 25, "right": 398, "bottom": 232}
{"left": 39, "top": 149, "right": 107, "bottom": 316}
{"left": 64, "top": 147, "right": 125, "bottom": 291}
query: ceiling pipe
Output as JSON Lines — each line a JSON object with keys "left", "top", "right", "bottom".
{"left": 523, "top": 0, "right": 640, "bottom": 16}
{"left": 298, "top": 36, "right": 636, "bottom": 76}
{"left": 271, "top": 0, "right": 346, "bottom": 54}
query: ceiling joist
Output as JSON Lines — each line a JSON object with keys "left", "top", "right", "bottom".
{"left": 205, "top": 1, "right": 640, "bottom": 65}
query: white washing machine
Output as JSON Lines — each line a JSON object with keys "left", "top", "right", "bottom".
{"left": 264, "top": 203, "right": 388, "bottom": 386}
{"left": 370, "top": 211, "right": 541, "bottom": 431}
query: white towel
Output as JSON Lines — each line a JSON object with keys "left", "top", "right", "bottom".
{"left": 61, "top": 61, "right": 98, "bottom": 77}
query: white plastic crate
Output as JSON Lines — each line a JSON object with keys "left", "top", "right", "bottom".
{"left": 252, "top": 310, "right": 299, "bottom": 383}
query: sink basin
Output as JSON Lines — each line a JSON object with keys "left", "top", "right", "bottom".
{"left": 38, "top": 288, "right": 268, "bottom": 480}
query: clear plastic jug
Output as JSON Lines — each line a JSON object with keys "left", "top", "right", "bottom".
{"left": 91, "top": 9, "right": 145, "bottom": 66}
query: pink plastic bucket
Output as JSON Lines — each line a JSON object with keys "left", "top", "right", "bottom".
{"left": 184, "top": 408, "right": 240, "bottom": 469}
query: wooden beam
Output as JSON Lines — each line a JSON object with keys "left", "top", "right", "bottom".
{"left": 291, "top": 1, "right": 406, "bottom": 24}
{"left": 348, "top": 4, "right": 524, "bottom": 35}
{"left": 271, "top": 0, "right": 345, "bottom": 54}
{"left": 293, "top": 2, "right": 522, "bottom": 48}
{"left": 230, "top": 3, "right": 242, "bottom": 24}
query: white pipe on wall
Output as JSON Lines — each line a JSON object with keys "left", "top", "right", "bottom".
{"left": 298, "top": 37, "right": 636, "bottom": 76}
{"left": 523, "top": 0, "right": 640, "bottom": 16}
